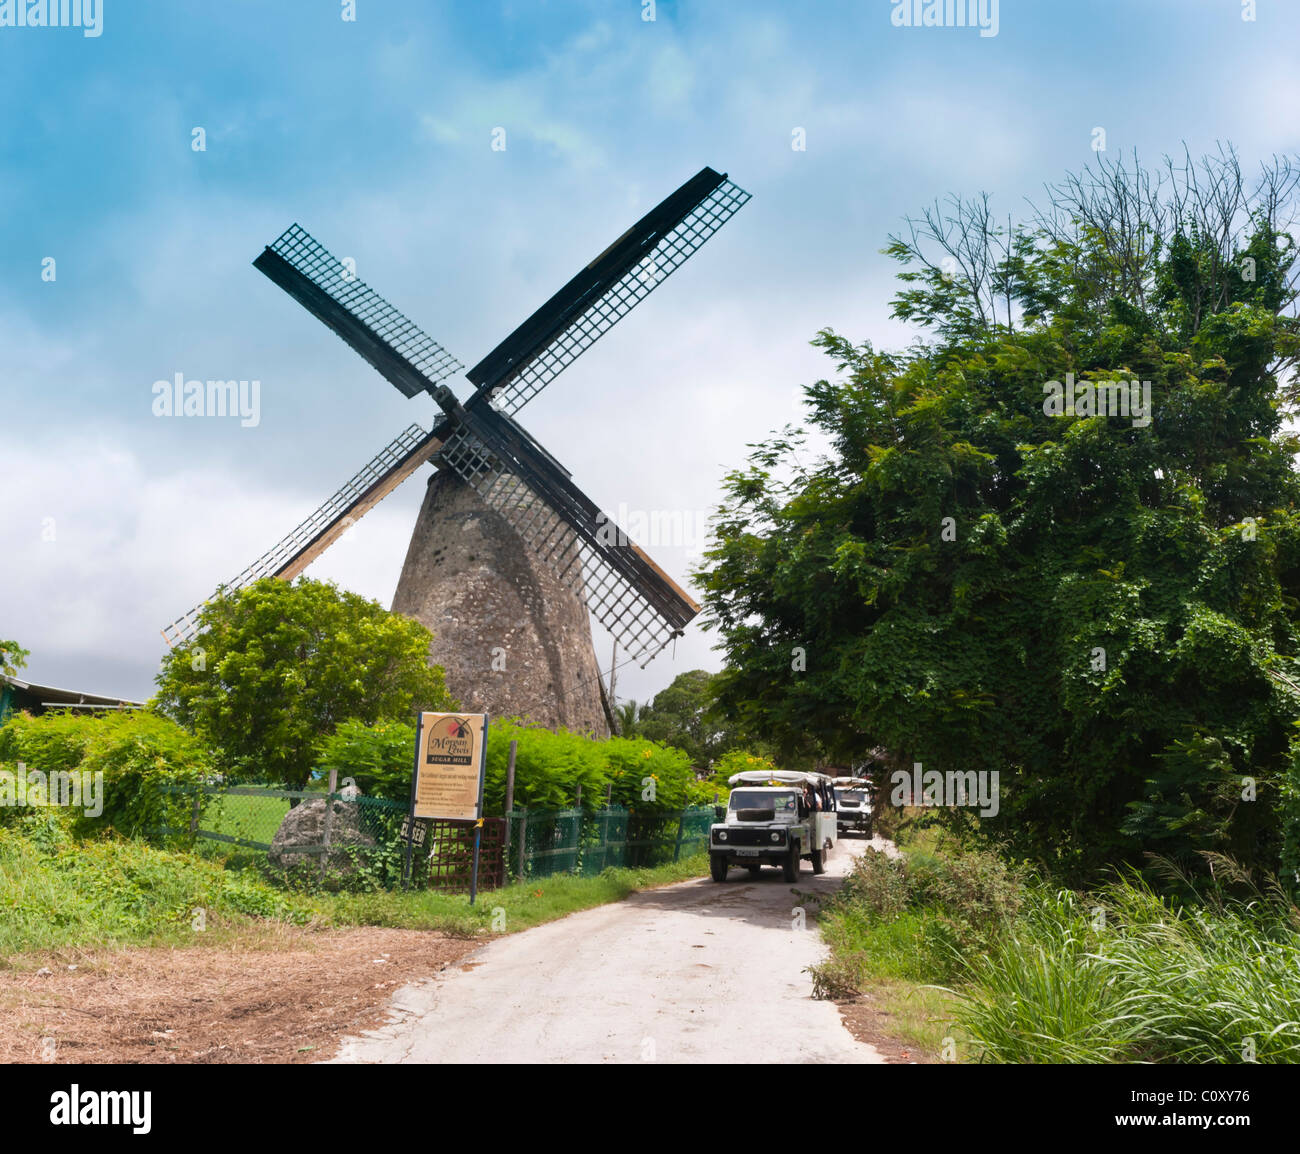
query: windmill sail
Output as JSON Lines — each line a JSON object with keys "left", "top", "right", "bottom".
{"left": 467, "top": 167, "right": 751, "bottom": 416}
{"left": 254, "top": 225, "right": 463, "bottom": 398}
{"left": 161, "top": 424, "right": 442, "bottom": 647}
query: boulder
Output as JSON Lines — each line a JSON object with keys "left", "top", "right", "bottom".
{"left": 268, "top": 795, "right": 375, "bottom": 873}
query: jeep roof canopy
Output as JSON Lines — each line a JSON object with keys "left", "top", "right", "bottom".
{"left": 727, "top": 770, "right": 835, "bottom": 788}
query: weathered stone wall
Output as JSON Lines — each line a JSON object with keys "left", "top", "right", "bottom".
{"left": 391, "top": 468, "right": 609, "bottom": 737}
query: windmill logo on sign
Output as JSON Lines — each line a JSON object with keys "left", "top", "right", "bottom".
{"left": 162, "top": 167, "right": 751, "bottom": 672}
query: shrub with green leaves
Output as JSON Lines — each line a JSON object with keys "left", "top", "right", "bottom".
{"left": 0, "top": 811, "right": 311, "bottom": 956}
{"left": 320, "top": 717, "right": 710, "bottom": 816}
{"left": 317, "top": 718, "right": 417, "bottom": 802}
{"left": 0, "top": 710, "right": 210, "bottom": 842}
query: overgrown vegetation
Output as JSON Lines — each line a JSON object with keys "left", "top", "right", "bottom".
{"left": 813, "top": 843, "right": 1300, "bottom": 1063}
{"left": 0, "top": 811, "right": 311, "bottom": 957}
{"left": 0, "top": 803, "right": 709, "bottom": 958}
{"left": 0, "top": 710, "right": 209, "bottom": 842}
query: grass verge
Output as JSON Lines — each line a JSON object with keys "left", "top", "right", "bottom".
{"left": 0, "top": 812, "right": 708, "bottom": 961}
{"left": 812, "top": 840, "right": 1300, "bottom": 1063}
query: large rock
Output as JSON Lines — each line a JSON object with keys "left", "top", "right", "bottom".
{"left": 268, "top": 796, "right": 375, "bottom": 872}
{"left": 391, "top": 468, "right": 609, "bottom": 736}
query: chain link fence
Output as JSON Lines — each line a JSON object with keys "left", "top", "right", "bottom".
{"left": 157, "top": 783, "right": 714, "bottom": 891}
{"left": 506, "top": 805, "right": 715, "bottom": 880}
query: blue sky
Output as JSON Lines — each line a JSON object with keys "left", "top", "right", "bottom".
{"left": 3, "top": 0, "right": 1298, "bottom": 706}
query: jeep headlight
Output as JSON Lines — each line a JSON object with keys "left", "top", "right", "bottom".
{"left": 718, "top": 830, "right": 728, "bottom": 841}
{"left": 771, "top": 830, "right": 783, "bottom": 842}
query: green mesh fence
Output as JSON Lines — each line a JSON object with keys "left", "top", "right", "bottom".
{"left": 157, "top": 785, "right": 714, "bottom": 890}
{"left": 507, "top": 805, "right": 716, "bottom": 880}
{"left": 156, "top": 784, "right": 427, "bottom": 889}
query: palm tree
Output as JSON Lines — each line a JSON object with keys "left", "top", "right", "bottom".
{"left": 614, "top": 699, "right": 642, "bottom": 738}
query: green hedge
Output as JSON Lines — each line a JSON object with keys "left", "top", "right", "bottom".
{"left": 0, "top": 710, "right": 210, "bottom": 843}
{"left": 319, "top": 717, "right": 719, "bottom": 814}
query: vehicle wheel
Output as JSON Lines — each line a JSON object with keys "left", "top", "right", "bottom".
{"left": 746, "top": 864, "right": 763, "bottom": 876}
{"left": 710, "top": 853, "right": 728, "bottom": 883}
{"left": 864, "top": 823, "right": 873, "bottom": 840}
{"left": 782, "top": 843, "right": 799, "bottom": 882}
{"left": 811, "top": 847, "right": 826, "bottom": 875}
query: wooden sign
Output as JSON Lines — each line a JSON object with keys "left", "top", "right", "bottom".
{"left": 412, "top": 712, "right": 487, "bottom": 821}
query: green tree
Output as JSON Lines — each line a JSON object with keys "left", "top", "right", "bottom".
{"left": 613, "top": 699, "right": 642, "bottom": 738}
{"left": 1, "top": 639, "right": 29, "bottom": 679}
{"left": 637, "top": 669, "right": 734, "bottom": 768}
{"left": 153, "top": 578, "right": 455, "bottom": 788}
{"left": 699, "top": 147, "right": 1300, "bottom": 883}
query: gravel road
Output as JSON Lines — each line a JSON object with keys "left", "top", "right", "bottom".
{"left": 331, "top": 834, "right": 888, "bottom": 1064}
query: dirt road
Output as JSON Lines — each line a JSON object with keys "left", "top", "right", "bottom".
{"left": 331, "top": 835, "right": 886, "bottom": 1064}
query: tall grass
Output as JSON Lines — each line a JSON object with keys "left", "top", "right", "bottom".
{"left": 0, "top": 814, "right": 312, "bottom": 957}
{"left": 949, "top": 871, "right": 1300, "bottom": 1063}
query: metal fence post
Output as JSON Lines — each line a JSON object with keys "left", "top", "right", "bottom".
{"left": 320, "top": 767, "right": 337, "bottom": 875}
{"left": 504, "top": 740, "right": 517, "bottom": 815}
{"left": 189, "top": 789, "right": 201, "bottom": 837}
{"left": 673, "top": 811, "right": 686, "bottom": 862}
{"left": 517, "top": 806, "right": 529, "bottom": 879}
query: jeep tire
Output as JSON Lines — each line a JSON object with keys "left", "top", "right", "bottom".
{"left": 811, "top": 847, "right": 826, "bottom": 875}
{"left": 710, "top": 853, "right": 728, "bottom": 883}
{"left": 782, "top": 842, "right": 799, "bottom": 882}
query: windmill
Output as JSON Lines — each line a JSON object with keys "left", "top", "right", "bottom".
{"left": 161, "top": 166, "right": 750, "bottom": 732}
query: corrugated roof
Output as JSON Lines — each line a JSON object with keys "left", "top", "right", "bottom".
{"left": 1, "top": 675, "right": 144, "bottom": 710}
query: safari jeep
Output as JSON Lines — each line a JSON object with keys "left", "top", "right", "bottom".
{"left": 834, "top": 777, "right": 873, "bottom": 838}
{"left": 709, "top": 770, "right": 838, "bottom": 883}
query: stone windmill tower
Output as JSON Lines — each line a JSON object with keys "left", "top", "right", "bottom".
{"left": 163, "top": 168, "right": 751, "bottom": 733}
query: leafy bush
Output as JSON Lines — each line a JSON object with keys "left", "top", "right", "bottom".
{"left": 834, "top": 847, "right": 910, "bottom": 921}
{"left": 816, "top": 845, "right": 1025, "bottom": 990}
{"left": 0, "top": 710, "right": 210, "bottom": 843}
{"left": 0, "top": 811, "right": 311, "bottom": 955}
{"left": 707, "top": 749, "right": 779, "bottom": 792}
{"left": 317, "top": 718, "right": 415, "bottom": 802}
{"left": 320, "top": 717, "right": 710, "bottom": 817}
{"left": 905, "top": 848, "right": 1025, "bottom": 954}
{"left": 483, "top": 721, "right": 609, "bottom": 813}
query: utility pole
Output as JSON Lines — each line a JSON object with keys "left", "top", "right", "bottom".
{"left": 609, "top": 638, "right": 618, "bottom": 714}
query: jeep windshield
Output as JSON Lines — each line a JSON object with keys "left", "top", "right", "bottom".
{"left": 729, "top": 790, "right": 798, "bottom": 814}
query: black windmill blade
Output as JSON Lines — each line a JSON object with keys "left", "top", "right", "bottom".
{"left": 432, "top": 389, "right": 700, "bottom": 667}
{"left": 253, "top": 224, "right": 464, "bottom": 398}
{"left": 466, "top": 166, "right": 751, "bottom": 416}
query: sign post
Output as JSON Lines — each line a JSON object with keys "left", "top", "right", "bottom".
{"left": 405, "top": 712, "right": 490, "bottom": 902}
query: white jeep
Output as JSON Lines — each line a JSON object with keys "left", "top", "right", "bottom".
{"left": 709, "top": 770, "right": 838, "bottom": 882}
{"left": 834, "top": 777, "right": 873, "bottom": 837}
